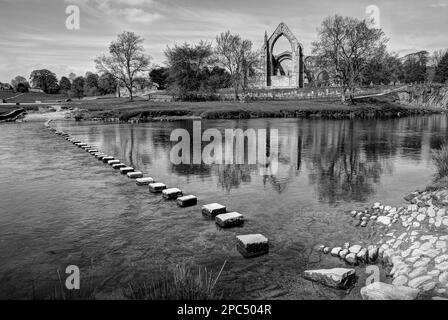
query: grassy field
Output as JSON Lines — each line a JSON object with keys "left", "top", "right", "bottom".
{"left": 64, "top": 92, "right": 441, "bottom": 121}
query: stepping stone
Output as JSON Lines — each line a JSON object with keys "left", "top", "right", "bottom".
{"left": 120, "top": 167, "right": 134, "bottom": 174}
{"left": 149, "top": 182, "right": 167, "bottom": 193}
{"left": 81, "top": 145, "right": 92, "bottom": 149}
{"left": 102, "top": 156, "right": 115, "bottom": 163}
{"left": 162, "top": 188, "right": 183, "bottom": 200}
{"left": 236, "top": 234, "right": 269, "bottom": 258}
{"left": 112, "top": 163, "right": 127, "bottom": 169}
{"left": 107, "top": 159, "right": 120, "bottom": 165}
{"left": 202, "top": 203, "right": 226, "bottom": 218}
{"left": 177, "top": 195, "right": 198, "bottom": 207}
{"left": 216, "top": 212, "right": 244, "bottom": 228}
{"left": 96, "top": 154, "right": 107, "bottom": 159}
{"left": 127, "top": 171, "right": 143, "bottom": 179}
{"left": 75, "top": 143, "right": 87, "bottom": 147}
{"left": 87, "top": 149, "right": 98, "bottom": 153}
{"left": 303, "top": 268, "right": 356, "bottom": 290}
{"left": 136, "top": 177, "right": 154, "bottom": 186}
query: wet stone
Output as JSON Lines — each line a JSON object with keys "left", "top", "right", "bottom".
{"left": 127, "top": 171, "right": 144, "bottom": 179}
{"left": 236, "top": 234, "right": 269, "bottom": 258}
{"left": 162, "top": 188, "right": 183, "bottom": 200}
{"left": 202, "top": 203, "right": 226, "bottom": 218}
{"left": 176, "top": 195, "right": 198, "bottom": 208}
{"left": 216, "top": 212, "right": 244, "bottom": 228}
{"left": 136, "top": 177, "right": 155, "bottom": 186}
{"left": 149, "top": 182, "right": 167, "bottom": 193}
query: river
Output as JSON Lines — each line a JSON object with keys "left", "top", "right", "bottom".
{"left": 0, "top": 115, "right": 447, "bottom": 299}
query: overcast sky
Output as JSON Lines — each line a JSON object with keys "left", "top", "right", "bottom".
{"left": 1, "top": 0, "right": 448, "bottom": 82}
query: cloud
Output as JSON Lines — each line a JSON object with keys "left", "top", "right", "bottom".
{"left": 66, "top": 0, "right": 163, "bottom": 24}
{"left": 430, "top": 2, "right": 448, "bottom": 7}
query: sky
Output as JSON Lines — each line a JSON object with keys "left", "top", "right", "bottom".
{"left": 0, "top": 0, "right": 448, "bottom": 82}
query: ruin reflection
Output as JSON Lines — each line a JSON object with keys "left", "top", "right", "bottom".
{"left": 83, "top": 114, "right": 448, "bottom": 204}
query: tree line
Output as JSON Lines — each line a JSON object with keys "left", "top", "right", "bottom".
{"left": 4, "top": 15, "right": 448, "bottom": 103}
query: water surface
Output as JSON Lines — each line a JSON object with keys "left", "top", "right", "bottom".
{"left": 0, "top": 115, "right": 447, "bottom": 299}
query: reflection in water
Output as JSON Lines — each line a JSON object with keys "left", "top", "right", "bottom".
{"left": 66, "top": 115, "right": 448, "bottom": 204}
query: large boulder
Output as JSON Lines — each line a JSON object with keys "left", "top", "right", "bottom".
{"left": 303, "top": 268, "right": 356, "bottom": 289}
{"left": 360, "top": 282, "right": 420, "bottom": 300}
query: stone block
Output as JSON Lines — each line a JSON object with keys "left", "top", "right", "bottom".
{"left": 202, "top": 203, "right": 226, "bottom": 218}
{"left": 216, "top": 212, "right": 244, "bottom": 228}
{"left": 149, "top": 182, "right": 167, "bottom": 193}
{"left": 107, "top": 160, "right": 120, "bottom": 165}
{"left": 127, "top": 171, "right": 143, "bottom": 179}
{"left": 136, "top": 177, "right": 154, "bottom": 186}
{"left": 177, "top": 195, "right": 198, "bottom": 207}
{"left": 162, "top": 188, "right": 183, "bottom": 200}
{"left": 112, "top": 163, "right": 126, "bottom": 169}
{"left": 102, "top": 156, "right": 115, "bottom": 163}
{"left": 120, "top": 167, "right": 134, "bottom": 174}
{"left": 236, "top": 234, "right": 269, "bottom": 258}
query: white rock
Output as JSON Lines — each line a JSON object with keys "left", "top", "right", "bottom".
{"left": 377, "top": 216, "right": 392, "bottom": 225}
{"left": 303, "top": 268, "right": 356, "bottom": 289}
{"left": 108, "top": 160, "right": 120, "bottom": 165}
{"left": 408, "top": 276, "right": 433, "bottom": 289}
{"left": 360, "top": 282, "right": 420, "bottom": 300}
{"left": 331, "top": 247, "right": 342, "bottom": 257}
{"left": 392, "top": 275, "right": 409, "bottom": 287}
{"left": 349, "top": 245, "right": 362, "bottom": 254}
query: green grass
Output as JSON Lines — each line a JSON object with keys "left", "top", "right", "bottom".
{"left": 125, "top": 261, "right": 227, "bottom": 300}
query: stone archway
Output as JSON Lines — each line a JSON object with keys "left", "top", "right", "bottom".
{"left": 260, "top": 23, "right": 304, "bottom": 88}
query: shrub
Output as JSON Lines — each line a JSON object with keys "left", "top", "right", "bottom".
{"left": 432, "top": 143, "right": 448, "bottom": 179}
{"left": 125, "top": 261, "right": 227, "bottom": 300}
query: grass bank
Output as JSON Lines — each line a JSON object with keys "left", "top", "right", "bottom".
{"left": 63, "top": 92, "right": 443, "bottom": 122}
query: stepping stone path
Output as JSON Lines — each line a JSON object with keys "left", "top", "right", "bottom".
{"left": 47, "top": 125, "right": 270, "bottom": 275}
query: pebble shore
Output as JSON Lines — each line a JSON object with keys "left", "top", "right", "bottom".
{"left": 317, "top": 188, "right": 448, "bottom": 299}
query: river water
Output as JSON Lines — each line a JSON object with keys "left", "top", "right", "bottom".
{"left": 0, "top": 115, "right": 447, "bottom": 299}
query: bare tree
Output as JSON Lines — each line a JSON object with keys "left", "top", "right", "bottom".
{"left": 95, "top": 31, "right": 151, "bottom": 102}
{"left": 215, "top": 31, "right": 259, "bottom": 99}
{"left": 312, "top": 15, "right": 388, "bottom": 103}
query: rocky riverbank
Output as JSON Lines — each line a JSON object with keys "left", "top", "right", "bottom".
{"left": 310, "top": 185, "right": 448, "bottom": 300}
